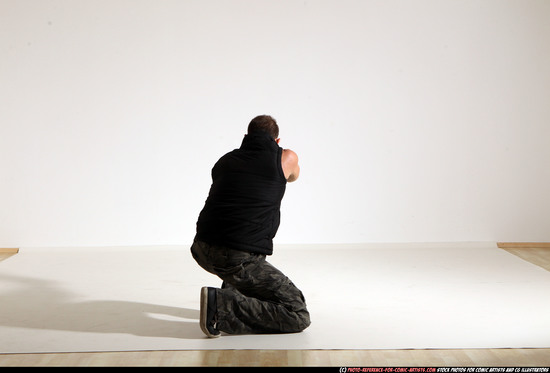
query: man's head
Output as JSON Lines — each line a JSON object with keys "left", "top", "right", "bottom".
{"left": 248, "top": 115, "right": 279, "bottom": 141}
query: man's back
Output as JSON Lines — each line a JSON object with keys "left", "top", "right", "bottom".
{"left": 195, "top": 132, "right": 287, "bottom": 255}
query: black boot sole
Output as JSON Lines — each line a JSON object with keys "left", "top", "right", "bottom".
{"left": 200, "top": 287, "right": 220, "bottom": 338}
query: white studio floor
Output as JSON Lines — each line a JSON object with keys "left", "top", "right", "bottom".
{"left": 1, "top": 242, "right": 549, "bottom": 354}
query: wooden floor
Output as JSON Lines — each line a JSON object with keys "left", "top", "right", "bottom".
{"left": 0, "top": 247, "right": 549, "bottom": 367}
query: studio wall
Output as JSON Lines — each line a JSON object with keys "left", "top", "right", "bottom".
{"left": 1, "top": 0, "right": 549, "bottom": 247}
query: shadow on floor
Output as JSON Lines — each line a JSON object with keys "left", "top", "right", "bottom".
{"left": 0, "top": 272, "right": 204, "bottom": 340}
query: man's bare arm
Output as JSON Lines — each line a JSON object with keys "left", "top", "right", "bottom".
{"left": 281, "top": 149, "right": 300, "bottom": 182}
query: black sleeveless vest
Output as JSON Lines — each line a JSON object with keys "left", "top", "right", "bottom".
{"left": 195, "top": 132, "right": 287, "bottom": 255}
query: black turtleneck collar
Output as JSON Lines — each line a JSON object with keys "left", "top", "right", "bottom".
{"left": 240, "top": 131, "right": 279, "bottom": 152}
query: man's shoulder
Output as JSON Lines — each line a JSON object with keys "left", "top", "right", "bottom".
{"left": 282, "top": 149, "right": 299, "bottom": 161}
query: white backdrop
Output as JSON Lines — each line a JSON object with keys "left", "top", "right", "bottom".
{"left": 1, "top": 0, "right": 550, "bottom": 247}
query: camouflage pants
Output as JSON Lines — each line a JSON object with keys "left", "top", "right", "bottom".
{"left": 190, "top": 240, "right": 311, "bottom": 334}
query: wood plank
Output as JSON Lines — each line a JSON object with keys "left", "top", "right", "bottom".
{"left": 2, "top": 348, "right": 550, "bottom": 367}
{"left": 0, "top": 248, "right": 18, "bottom": 263}
{"left": 497, "top": 242, "right": 550, "bottom": 249}
{"left": 0, "top": 248, "right": 19, "bottom": 253}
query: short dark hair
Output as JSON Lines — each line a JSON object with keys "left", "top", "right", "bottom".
{"left": 247, "top": 115, "right": 279, "bottom": 139}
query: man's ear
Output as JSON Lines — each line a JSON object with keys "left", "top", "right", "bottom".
{"left": 275, "top": 138, "right": 280, "bottom": 144}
